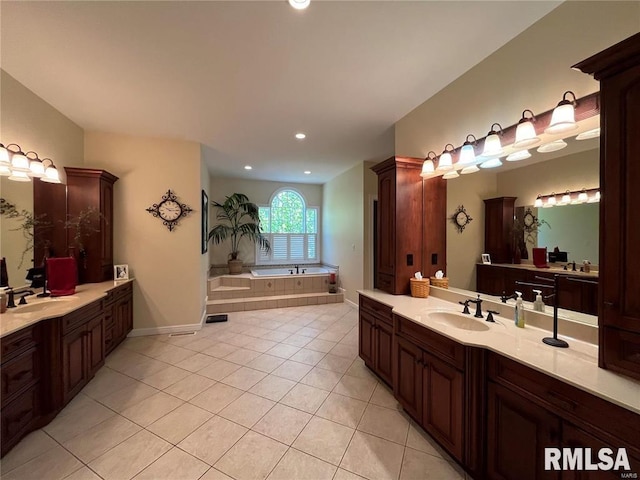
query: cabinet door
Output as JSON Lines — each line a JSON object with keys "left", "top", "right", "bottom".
{"left": 423, "top": 353, "right": 464, "bottom": 461}
{"left": 62, "top": 326, "right": 88, "bottom": 405}
{"left": 487, "top": 382, "right": 561, "bottom": 480}
{"left": 561, "top": 423, "right": 640, "bottom": 480}
{"left": 394, "top": 337, "right": 423, "bottom": 423}
{"left": 377, "top": 169, "right": 395, "bottom": 277}
{"left": 87, "top": 315, "right": 104, "bottom": 377}
{"left": 375, "top": 320, "right": 393, "bottom": 386}
{"left": 359, "top": 311, "right": 375, "bottom": 368}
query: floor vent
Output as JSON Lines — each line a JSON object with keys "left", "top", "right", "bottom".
{"left": 168, "top": 331, "right": 197, "bottom": 337}
{"left": 206, "top": 314, "right": 229, "bottom": 323}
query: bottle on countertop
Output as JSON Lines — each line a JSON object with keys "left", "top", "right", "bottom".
{"left": 533, "top": 289, "right": 545, "bottom": 313}
{"left": 515, "top": 291, "right": 525, "bottom": 328}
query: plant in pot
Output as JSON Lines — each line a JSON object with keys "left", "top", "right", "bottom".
{"left": 511, "top": 208, "right": 550, "bottom": 264}
{"left": 208, "top": 193, "right": 271, "bottom": 275}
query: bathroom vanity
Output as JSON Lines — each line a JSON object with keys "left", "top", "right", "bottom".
{"left": 358, "top": 290, "right": 640, "bottom": 480}
{"left": 0, "top": 280, "right": 133, "bottom": 456}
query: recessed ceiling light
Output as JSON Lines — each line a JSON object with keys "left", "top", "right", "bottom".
{"left": 244, "top": 165, "right": 252, "bottom": 170}
{"left": 304, "top": 171, "right": 311, "bottom": 175}
{"left": 295, "top": 133, "right": 306, "bottom": 140}
{"left": 288, "top": 0, "right": 310, "bottom": 10}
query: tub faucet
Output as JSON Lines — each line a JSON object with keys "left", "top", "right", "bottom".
{"left": 294, "top": 265, "right": 299, "bottom": 274}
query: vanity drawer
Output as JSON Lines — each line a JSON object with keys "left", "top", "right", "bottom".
{"left": 106, "top": 282, "right": 132, "bottom": 304}
{"left": 396, "top": 315, "right": 465, "bottom": 370}
{"left": 1, "top": 327, "right": 37, "bottom": 362}
{"left": 62, "top": 301, "right": 103, "bottom": 334}
{"left": 360, "top": 296, "right": 393, "bottom": 325}
{"left": 1, "top": 348, "right": 39, "bottom": 405}
{"left": 487, "top": 353, "right": 640, "bottom": 448}
{"left": 1, "top": 384, "right": 40, "bottom": 444}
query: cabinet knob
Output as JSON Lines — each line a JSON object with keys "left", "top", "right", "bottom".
{"left": 603, "top": 301, "right": 616, "bottom": 308}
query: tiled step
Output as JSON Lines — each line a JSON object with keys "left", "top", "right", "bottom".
{"left": 206, "top": 292, "right": 344, "bottom": 314}
{"left": 209, "top": 285, "right": 252, "bottom": 300}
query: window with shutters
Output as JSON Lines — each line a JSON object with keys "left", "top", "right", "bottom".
{"left": 256, "top": 189, "right": 319, "bottom": 264}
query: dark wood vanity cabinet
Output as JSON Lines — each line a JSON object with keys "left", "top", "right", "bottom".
{"left": 104, "top": 281, "right": 134, "bottom": 355}
{"left": 371, "top": 157, "right": 446, "bottom": 295}
{"left": 574, "top": 33, "right": 640, "bottom": 380}
{"left": 484, "top": 197, "right": 517, "bottom": 264}
{"left": 65, "top": 168, "right": 119, "bottom": 284}
{"left": 394, "top": 314, "right": 465, "bottom": 462}
{"left": 358, "top": 296, "right": 393, "bottom": 386}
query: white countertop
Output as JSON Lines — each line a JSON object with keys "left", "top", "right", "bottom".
{"left": 358, "top": 289, "right": 639, "bottom": 415}
{"left": 481, "top": 262, "right": 599, "bottom": 278}
{"left": 0, "top": 280, "right": 133, "bottom": 339}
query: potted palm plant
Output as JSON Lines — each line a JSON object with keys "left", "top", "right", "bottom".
{"left": 208, "top": 193, "right": 271, "bottom": 274}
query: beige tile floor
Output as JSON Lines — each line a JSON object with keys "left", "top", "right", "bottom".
{"left": 0, "top": 303, "right": 470, "bottom": 480}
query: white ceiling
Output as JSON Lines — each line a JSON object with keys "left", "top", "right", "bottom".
{"left": 1, "top": 1, "right": 560, "bottom": 184}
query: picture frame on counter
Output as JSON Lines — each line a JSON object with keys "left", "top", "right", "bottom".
{"left": 481, "top": 253, "right": 491, "bottom": 265}
{"left": 114, "top": 264, "right": 129, "bottom": 280}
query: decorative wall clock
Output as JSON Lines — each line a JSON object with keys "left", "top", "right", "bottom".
{"left": 146, "top": 189, "right": 193, "bottom": 231}
{"left": 452, "top": 205, "right": 473, "bottom": 233}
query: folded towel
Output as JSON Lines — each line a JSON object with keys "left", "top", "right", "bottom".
{"left": 47, "top": 257, "right": 78, "bottom": 296}
{"left": 532, "top": 247, "right": 550, "bottom": 269}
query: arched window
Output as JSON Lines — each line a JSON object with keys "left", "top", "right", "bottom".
{"left": 257, "top": 189, "right": 318, "bottom": 263}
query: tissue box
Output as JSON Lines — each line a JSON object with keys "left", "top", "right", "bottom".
{"left": 430, "top": 277, "right": 449, "bottom": 288}
{"left": 410, "top": 278, "right": 430, "bottom": 298}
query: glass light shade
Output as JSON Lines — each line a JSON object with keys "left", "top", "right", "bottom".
{"left": 0, "top": 164, "right": 11, "bottom": 176}
{"left": 41, "top": 165, "right": 61, "bottom": 184}
{"left": 588, "top": 191, "right": 601, "bottom": 203}
{"left": 481, "top": 133, "right": 503, "bottom": 158}
{"left": 8, "top": 170, "right": 31, "bottom": 182}
{"left": 0, "top": 146, "right": 10, "bottom": 165}
{"left": 29, "top": 159, "right": 45, "bottom": 177}
{"left": 537, "top": 139, "right": 567, "bottom": 153}
{"left": 544, "top": 196, "right": 557, "bottom": 208}
{"left": 578, "top": 191, "right": 588, "bottom": 203}
{"left": 458, "top": 144, "right": 476, "bottom": 166}
{"left": 534, "top": 197, "right": 544, "bottom": 208}
{"left": 560, "top": 192, "right": 571, "bottom": 205}
{"left": 437, "top": 152, "right": 453, "bottom": 171}
{"left": 513, "top": 120, "right": 540, "bottom": 148}
{"left": 545, "top": 102, "right": 577, "bottom": 134}
{"left": 288, "top": 0, "right": 310, "bottom": 9}
{"left": 11, "top": 152, "right": 30, "bottom": 172}
{"left": 442, "top": 169, "right": 459, "bottom": 180}
{"left": 480, "top": 158, "right": 503, "bottom": 169}
{"left": 576, "top": 128, "right": 600, "bottom": 140}
{"left": 461, "top": 165, "right": 479, "bottom": 175}
{"left": 506, "top": 150, "right": 531, "bottom": 162}
{"left": 420, "top": 159, "right": 435, "bottom": 177}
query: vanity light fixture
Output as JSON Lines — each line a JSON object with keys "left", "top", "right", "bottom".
{"left": 506, "top": 150, "right": 531, "bottom": 162}
{"left": 587, "top": 191, "right": 601, "bottom": 203}
{"left": 480, "top": 158, "right": 503, "bottom": 169}
{"left": 8, "top": 144, "right": 30, "bottom": 172}
{"left": 295, "top": 133, "right": 306, "bottom": 139}
{"left": 458, "top": 135, "right": 477, "bottom": 167}
{"left": 442, "top": 169, "right": 460, "bottom": 180}
{"left": 40, "top": 159, "right": 62, "bottom": 184}
{"left": 8, "top": 169, "right": 31, "bottom": 182}
{"left": 559, "top": 190, "right": 572, "bottom": 205}
{"left": 513, "top": 110, "right": 541, "bottom": 148}
{"left": 26, "top": 151, "right": 45, "bottom": 178}
{"left": 577, "top": 189, "right": 589, "bottom": 203}
{"left": 534, "top": 195, "right": 544, "bottom": 208}
{"left": 436, "top": 144, "right": 455, "bottom": 171}
{"left": 288, "top": 0, "right": 310, "bottom": 10}
{"left": 244, "top": 165, "right": 252, "bottom": 170}
{"left": 537, "top": 139, "right": 567, "bottom": 153}
{"left": 420, "top": 151, "right": 437, "bottom": 178}
{"left": 0, "top": 143, "right": 10, "bottom": 165}
{"left": 461, "top": 165, "right": 480, "bottom": 174}
{"left": 544, "top": 194, "right": 557, "bottom": 208}
{"left": 480, "top": 123, "right": 504, "bottom": 159}
{"left": 545, "top": 91, "right": 578, "bottom": 134}
{"left": 576, "top": 127, "right": 600, "bottom": 140}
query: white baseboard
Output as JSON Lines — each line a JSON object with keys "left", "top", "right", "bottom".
{"left": 129, "top": 323, "right": 203, "bottom": 337}
{"left": 345, "top": 298, "right": 358, "bottom": 309}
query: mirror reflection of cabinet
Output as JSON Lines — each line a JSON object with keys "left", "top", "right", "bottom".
{"left": 483, "top": 197, "right": 516, "bottom": 264}
{"left": 574, "top": 32, "right": 640, "bottom": 380}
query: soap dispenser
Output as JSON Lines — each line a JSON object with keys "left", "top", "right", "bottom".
{"left": 514, "top": 291, "right": 525, "bottom": 328}
{"left": 533, "top": 289, "right": 545, "bottom": 313}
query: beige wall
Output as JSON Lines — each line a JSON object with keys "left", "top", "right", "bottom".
{"left": 208, "top": 176, "right": 323, "bottom": 266}
{"left": 395, "top": 1, "right": 637, "bottom": 291}
{"left": 85, "top": 132, "right": 204, "bottom": 332}
{"left": 322, "top": 163, "right": 364, "bottom": 305}
{"left": 0, "top": 70, "right": 84, "bottom": 286}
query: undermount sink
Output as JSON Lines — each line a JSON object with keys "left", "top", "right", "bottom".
{"left": 426, "top": 311, "right": 491, "bottom": 331}
{"left": 9, "top": 296, "right": 78, "bottom": 314}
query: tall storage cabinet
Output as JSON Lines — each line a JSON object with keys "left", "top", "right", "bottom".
{"left": 65, "top": 168, "right": 118, "bottom": 284}
{"left": 574, "top": 33, "right": 640, "bottom": 380}
{"left": 372, "top": 157, "right": 446, "bottom": 295}
{"left": 483, "top": 197, "right": 516, "bottom": 264}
